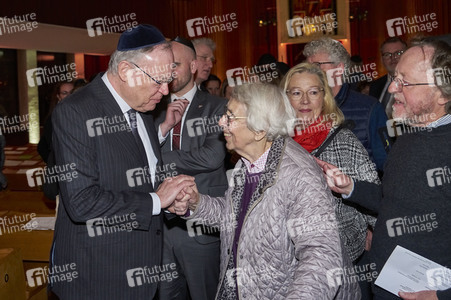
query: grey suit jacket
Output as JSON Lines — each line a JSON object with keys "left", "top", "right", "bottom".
{"left": 153, "top": 90, "right": 228, "bottom": 196}
{"left": 50, "top": 75, "right": 163, "bottom": 299}
{"left": 153, "top": 90, "right": 228, "bottom": 244}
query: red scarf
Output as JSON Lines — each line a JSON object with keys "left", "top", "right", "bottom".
{"left": 293, "top": 118, "right": 332, "bottom": 153}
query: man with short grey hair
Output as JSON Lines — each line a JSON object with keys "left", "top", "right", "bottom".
{"left": 304, "top": 37, "right": 390, "bottom": 174}
{"left": 192, "top": 37, "right": 216, "bottom": 91}
{"left": 370, "top": 37, "right": 407, "bottom": 118}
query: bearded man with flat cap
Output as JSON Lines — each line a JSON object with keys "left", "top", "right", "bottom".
{"left": 49, "top": 25, "right": 194, "bottom": 299}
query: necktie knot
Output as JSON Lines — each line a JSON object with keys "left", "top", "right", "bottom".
{"left": 128, "top": 108, "right": 137, "bottom": 127}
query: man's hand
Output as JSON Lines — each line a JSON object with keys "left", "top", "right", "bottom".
{"left": 156, "top": 175, "right": 195, "bottom": 210}
{"left": 159, "top": 99, "right": 189, "bottom": 137}
{"left": 314, "top": 157, "right": 354, "bottom": 196}
{"left": 166, "top": 182, "right": 200, "bottom": 215}
{"left": 167, "top": 189, "right": 190, "bottom": 215}
{"left": 399, "top": 290, "right": 438, "bottom": 300}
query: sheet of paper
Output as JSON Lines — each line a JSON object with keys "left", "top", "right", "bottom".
{"left": 26, "top": 217, "right": 56, "bottom": 230}
{"left": 375, "top": 245, "right": 451, "bottom": 295}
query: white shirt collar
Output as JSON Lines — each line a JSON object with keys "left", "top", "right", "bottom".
{"left": 170, "top": 83, "right": 197, "bottom": 103}
{"left": 101, "top": 72, "right": 132, "bottom": 114}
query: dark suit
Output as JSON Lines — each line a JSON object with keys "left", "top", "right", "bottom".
{"left": 50, "top": 75, "right": 163, "bottom": 299}
{"left": 369, "top": 74, "right": 388, "bottom": 100}
{"left": 370, "top": 74, "right": 394, "bottom": 118}
{"left": 153, "top": 89, "right": 227, "bottom": 300}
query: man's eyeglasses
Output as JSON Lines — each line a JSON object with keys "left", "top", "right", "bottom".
{"left": 286, "top": 87, "right": 324, "bottom": 101}
{"left": 131, "top": 62, "right": 173, "bottom": 85}
{"left": 391, "top": 76, "right": 434, "bottom": 92}
{"left": 222, "top": 106, "right": 246, "bottom": 127}
{"left": 197, "top": 55, "right": 216, "bottom": 64}
{"left": 382, "top": 50, "right": 404, "bottom": 59}
{"left": 311, "top": 62, "right": 335, "bottom": 67}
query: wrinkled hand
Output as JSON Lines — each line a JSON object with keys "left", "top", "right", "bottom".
{"left": 314, "top": 157, "right": 354, "bottom": 196}
{"left": 399, "top": 290, "right": 438, "bottom": 300}
{"left": 160, "top": 99, "right": 189, "bottom": 137}
{"left": 174, "top": 184, "right": 199, "bottom": 210}
{"left": 185, "top": 183, "right": 200, "bottom": 210}
{"left": 167, "top": 183, "right": 200, "bottom": 215}
{"left": 156, "top": 175, "right": 195, "bottom": 212}
{"left": 167, "top": 191, "right": 190, "bottom": 215}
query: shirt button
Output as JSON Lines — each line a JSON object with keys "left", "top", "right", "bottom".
{"left": 156, "top": 230, "right": 161, "bottom": 235}
{"left": 240, "top": 255, "right": 243, "bottom": 259}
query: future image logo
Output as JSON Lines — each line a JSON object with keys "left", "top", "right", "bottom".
{"left": 86, "top": 115, "right": 134, "bottom": 137}
{"left": 26, "top": 64, "right": 77, "bottom": 88}
{"left": 386, "top": 117, "right": 433, "bottom": 137}
{"left": 186, "top": 13, "right": 238, "bottom": 37}
{"left": 186, "top": 115, "right": 222, "bottom": 137}
{"left": 426, "top": 166, "right": 450, "bottom": 187}
{"left": 326, "top": 68, "right": 344, "bottom": 87}
{"left": 426, "top": 67, "right": 450, "bottom": 87}
{"left": 126, "top": 263, "right": 178, "bottom": 287}
{"left": 386, "top": 213, "right": 438, "bottom": 237}
{"left": 326, "top": 263, "right": 378, "bottom": 288}
{"left": 125, "top": 63, "right": 176, "bottom": 88}
{"left": 226, "top": 63, "right": 278, "bottom": 87}
{"left": 0, "top": 13, "right": 38, "bottom": 36}
{"left": 26, "top": 264, "right": 78, "bottom": 287}
{"left": 25, "top": 163, "right": 78, "bottom": 188}
{"left": 86, "top": 213, "right": 139, "bottom": 237}
{"left": 427, "top": 268, "right": 451, "bottom": 289}
{"left": 126, "top": 167, "right": 151, "bottom": 187}
{"left": 286, "top": 14, "right": 337, "bottom": 37}
{"left": 86, "top": 13, "right": 138, "bottom": 37}
{"left": 386, "top": 13, "right": 438, "bottom": 37}
{"left": 0, "top": 113, "right": 38, "bottom": 136}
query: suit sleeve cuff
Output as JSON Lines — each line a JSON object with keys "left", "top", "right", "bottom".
{"left": 150, "top": 192, "right": 161, "bottom": 215}
{"left": 342, "top": 179, "right": 355, "bottom": 199}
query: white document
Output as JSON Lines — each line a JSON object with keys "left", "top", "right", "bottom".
{"left": 375, "top": 245, "right": 451, "bottom": 295}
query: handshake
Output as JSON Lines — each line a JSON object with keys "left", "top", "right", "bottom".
{"left": 155, "top": 175, "right": 200, "bottom": 215}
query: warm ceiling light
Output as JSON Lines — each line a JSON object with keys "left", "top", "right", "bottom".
{"left": 37, "top": 54, "right": 55, "bottom": 61}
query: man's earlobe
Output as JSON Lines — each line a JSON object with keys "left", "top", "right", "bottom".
{"left": 117, "top": 61, "right": 133, "bottom": 83}
{"left": 190, "top": 61, "right": 197, "bottom": 75}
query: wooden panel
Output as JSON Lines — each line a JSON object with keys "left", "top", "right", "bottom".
{"left": 0, "top": 248, "right": 27, "bottom": 300}
{"left": 0, "top": 211, "right": 54, "bottom": 262}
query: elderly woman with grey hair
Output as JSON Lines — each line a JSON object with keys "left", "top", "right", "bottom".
{"left": 184, "top": 82, "right": 360, "bottom": 299}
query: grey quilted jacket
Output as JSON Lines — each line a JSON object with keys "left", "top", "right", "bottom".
{"left": 190, "top": 137, "right": 361, "bottom": 300}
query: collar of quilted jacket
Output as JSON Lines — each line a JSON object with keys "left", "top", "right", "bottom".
{"left": 230, "top": 136, "right": 285, "bottom": 234}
